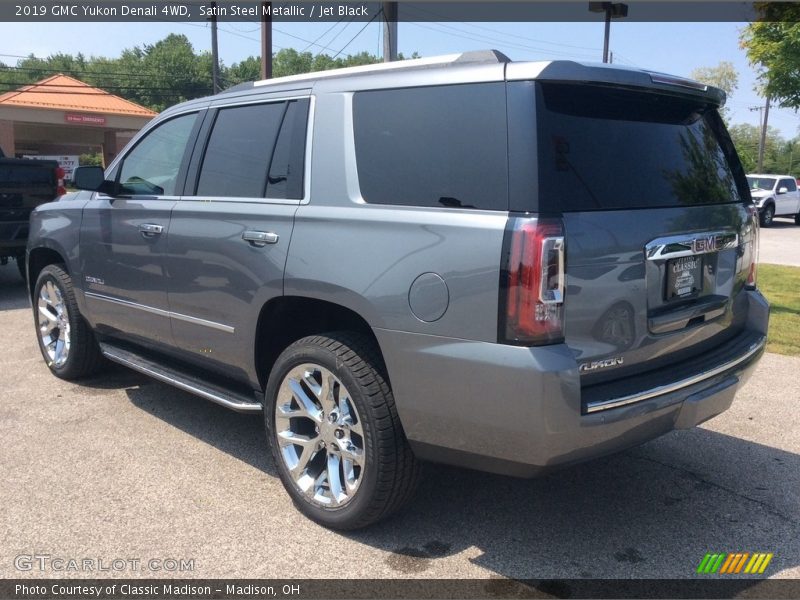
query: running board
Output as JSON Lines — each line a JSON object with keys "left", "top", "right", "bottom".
{"left": 99, "top": 343, "right": 263, "bottom": 413}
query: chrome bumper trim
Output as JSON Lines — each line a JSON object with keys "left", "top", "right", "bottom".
{"left": 585, "top": 335, "right": 766, "bottom": 414}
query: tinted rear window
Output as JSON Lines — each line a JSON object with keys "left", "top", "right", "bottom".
{"left": 536, "top": 83, "right": 746, "bottom": 212}
{"left": 353, "top": 83, "right": 508, "bottom": 211}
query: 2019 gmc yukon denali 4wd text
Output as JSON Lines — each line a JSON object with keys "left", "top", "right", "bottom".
{"left": 26, "top": 51, "right": 769, "bottom": 530}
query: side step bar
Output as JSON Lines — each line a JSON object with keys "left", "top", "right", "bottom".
{"left": 99, "top": 343, "right": 263, "bottom": 413}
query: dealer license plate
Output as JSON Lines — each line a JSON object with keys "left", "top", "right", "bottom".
{"left": 666, "top": 256, "right": 702, "bottom": 300}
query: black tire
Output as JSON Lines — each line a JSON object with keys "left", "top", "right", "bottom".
{"left": 16, "top": 254, "right": 25, "bottom": 281}
{"left": 33, "top": 264, "right": 103, "bottom": 380}
{"left": 795, "top": 213, "right": 800, "bottom": 226}
{"left": 265, "top": 332, "right": 420, "bottom": 530}
{"left": 760, "top": 204, "right": 775, "bottom": 227}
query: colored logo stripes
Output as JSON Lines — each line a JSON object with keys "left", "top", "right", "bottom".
{"left": 697, "top": 552, "right": 774, "bottom": 574}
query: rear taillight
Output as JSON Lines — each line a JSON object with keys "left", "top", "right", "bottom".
{"left": 500, "top": 216, "right": 566, "bottom": 346}
{"left": 746, "top": 205, "right": 759, "bottom": 289}
{"left": 55, "top": 166, "right": 66, "bottom": 197}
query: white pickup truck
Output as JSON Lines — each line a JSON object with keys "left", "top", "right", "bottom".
{"left": 747, "top": 174, "right": 800, "bottom": 226}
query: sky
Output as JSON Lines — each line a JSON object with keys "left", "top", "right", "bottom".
{"left": 1, "top": 18, "right": 798, "bottom": 139}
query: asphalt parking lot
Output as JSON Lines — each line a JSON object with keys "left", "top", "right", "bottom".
{"left": 0, "top": 228, "right": 798, "bottom": 585}
{"left": 759, "top": 217, "right": 800, "bottom": 267}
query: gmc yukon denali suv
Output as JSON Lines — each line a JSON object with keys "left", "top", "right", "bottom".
{"left": 26, "top": 51, "right": 769, "bottom": 529}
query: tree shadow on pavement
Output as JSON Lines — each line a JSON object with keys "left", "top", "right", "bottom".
{"left": 125, "top": 381, "right": 274, "bottom": 476}
{"left": 120, "top": 378, "right": 800, "bottom": 589}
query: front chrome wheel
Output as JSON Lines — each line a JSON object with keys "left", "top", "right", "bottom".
{"left": 37, "top": 280, "right": 71, "bottom": 368}
{"left": 274, "top": 363, "right": 365, "bottom": 508}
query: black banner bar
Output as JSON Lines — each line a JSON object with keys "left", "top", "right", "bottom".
{"left": 2, "top": 1, "right": 800, "bottom": 23}
{"left": 3, "top": 578, "right": 800, "bottom": 600}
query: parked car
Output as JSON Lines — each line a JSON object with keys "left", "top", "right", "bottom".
{"left": 0, "top": 146, "right": 60, "bottom": 279}
{"left": 27, "top": 51, "right": 768, "bottom": 529}
{"left": 747, "top": 173, "right": 800, "bottom": 226}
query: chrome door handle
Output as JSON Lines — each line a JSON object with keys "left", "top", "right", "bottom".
{"left": 242, "top": 230, "right": 279, "bottom": 247}
{"left": 138, "top": 223, "right": 164, "bottom": 237}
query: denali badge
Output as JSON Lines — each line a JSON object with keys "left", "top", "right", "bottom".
{"left": 85, "top": 276, "right": 105, "bottom": 285}
{"left": 579, "top": 357, "right": 624, "bottom": 373}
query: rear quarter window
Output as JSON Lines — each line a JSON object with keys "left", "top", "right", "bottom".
{"left": 352, "top": 83, "right": 508, "bottom": 211}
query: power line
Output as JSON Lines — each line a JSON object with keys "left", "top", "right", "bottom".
{"left": 403, "top": 4, "right": 604, "bottom": 53}
{"left": 405, "top": 22, "right": 597, "bottom": 60}
{"left": 302, "top": 18, "right": 346, "bottom": 53}
{"left": 332, "top": 12, "right": 381, "bottom": 59}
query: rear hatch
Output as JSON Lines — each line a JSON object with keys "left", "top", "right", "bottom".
{"left": 531, "top": 81, "right": 757, "bottom": 390}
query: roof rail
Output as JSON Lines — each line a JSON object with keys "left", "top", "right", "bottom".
{"left": 242, "top": 49, "right": 510, "bottom": 89}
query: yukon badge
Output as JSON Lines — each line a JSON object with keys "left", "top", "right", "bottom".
{"left": 84, "top": 275, "right": 105, "bottom": 285}
{"left": 579, "top": 357, "right": 624, "bottom": 373}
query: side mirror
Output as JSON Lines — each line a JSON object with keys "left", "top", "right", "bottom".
{"left": 74, "top": 166, "right": 114, "bottom": 194}
{"left": 778, "top": 187, "right": 789, "bottom": 195}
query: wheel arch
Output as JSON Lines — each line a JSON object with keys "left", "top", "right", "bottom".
{"left": 254, "top": 296, "right": 386, "bottom": 391}
{"left": 27, "top": 246, "right": 67, "bottom": 298}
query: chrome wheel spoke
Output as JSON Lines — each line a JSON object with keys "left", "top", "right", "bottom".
{"left": 288, "top": 378, "right": 322, "bottom": 422}
{"left": 338, "top": 396, "right": 363, "bottom": 436}
{"left": 340, "top": 443, "right": 364, "bottom": 466}
{"left": 54, "top": 338, "right": 66, "bottom": 364}
{"left": 318, "top": 372, "right": 337, "bottom": 415}
{"left": 326, "top": 453, "right": 344, "bottom": 506}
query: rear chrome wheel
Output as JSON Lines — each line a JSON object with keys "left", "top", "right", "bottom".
{"left": 275, "top": 363, "right": 365, "bottom": 508}
{"left": 265, "top": 333, "right": 420, "bottom": 530}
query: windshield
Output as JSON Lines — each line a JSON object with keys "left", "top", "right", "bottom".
{"left": 535, "top": 83, "right": 747, "bottom": 212}
{"left": 747, "top": 177, "right": 776, "bottom": 191}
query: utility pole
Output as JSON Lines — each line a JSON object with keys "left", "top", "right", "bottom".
{"left": 589, "top": 3, "right": 628, "bottom": 64}
{"left": 757, "top": 95, "right": 771, "bottom": 172}
{"left": 260, "top": 1, "right": 272, "bottom": 79}
{"left": 382, "top": 2, "right": 398, "bottom": 62}
{"left": 210, "top": 1, "right": 220, "bottom": 93}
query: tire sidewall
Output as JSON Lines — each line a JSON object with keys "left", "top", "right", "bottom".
{"left": 761, "top": 205, "right": 774, "bottom": 226}
{"left": 264, "top": 339, "right": 382, "bottom": 529}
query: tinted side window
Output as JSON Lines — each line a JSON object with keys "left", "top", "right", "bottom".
{"left": 781, "top": 178, "right": 797, "bottom": 192}
{"left": 196, "top": 102, "right": 285, "bottom": 198}
{"left": 352, "top": 83, "right": 508, "bottom": 210}
{"left": 118, "top": 113, "right": 197, "bottom": 196}
{"left": 267, "top": 98, "right": 310, "bottom": 200}
{"left": 536, "top": 83, "right": 745, "bottom": 212}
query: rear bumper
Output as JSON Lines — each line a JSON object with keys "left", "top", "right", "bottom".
{"left": 375, "top": 289, "right": 769, "bottom": 477}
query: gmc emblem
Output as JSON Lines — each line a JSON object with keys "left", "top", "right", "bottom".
{"left": 692, "top": 235, "right": 720, "bottom": 254}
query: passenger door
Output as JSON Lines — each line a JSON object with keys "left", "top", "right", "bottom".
{"left": 80, "top": 112, "right": 201, "bottom": 347}
{"left": 777, "top": 178, "right": 799, "bottom": 216}
{"left": 166, "top": 98, "right": 309, "bottom": 381}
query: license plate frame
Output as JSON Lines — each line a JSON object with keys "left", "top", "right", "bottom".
{"left": 666, "top": 255, "right": 703, "bottom": 301}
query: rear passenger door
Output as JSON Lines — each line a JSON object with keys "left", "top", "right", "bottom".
{"left": 166, "top": 97, "right": 310, "bottom": 380}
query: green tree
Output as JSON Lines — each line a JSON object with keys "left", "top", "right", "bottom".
{"left": 728, "top": 122, "right": 800, "bottom": 175}
{"left": 0, "top": 36, "right": 416, "bottom": 112}
{"left": 740, "top": 5, "right": 800, "bottom": 109}
{"left": 690, "top": 61, "right": 738, "bottom": 121}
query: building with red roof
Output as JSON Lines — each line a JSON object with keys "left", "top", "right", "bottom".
{"left": 0, "top": 74, "right": 156, "bottom": 169}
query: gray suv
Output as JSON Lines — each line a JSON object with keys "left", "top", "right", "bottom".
{"left": 26, "top": 51, "right": 768, "bottom": 529}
